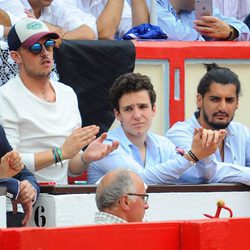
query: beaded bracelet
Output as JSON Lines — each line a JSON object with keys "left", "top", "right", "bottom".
{"left": 52, "top": 148, "right": 58, "bottom": 163}
{"left": 52, "top": 148, "right": 64, "bottom": 168}
{"left": 56, "top": 148, "right": 63, "bottom": 161}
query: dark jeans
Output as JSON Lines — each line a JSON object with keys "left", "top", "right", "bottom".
{"left": 7, "top": 212, "right": 25, "bottom": 227}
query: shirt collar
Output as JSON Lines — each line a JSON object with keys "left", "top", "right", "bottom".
{"left": 95, "top": 211, "right": 127, "bottom": 224}
{"left": 114, "top": 125, "right": 158, "bottom": 149}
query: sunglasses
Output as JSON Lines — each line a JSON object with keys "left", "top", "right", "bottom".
{"left": 27, "top": 40, "right": 55, "bottom": 55}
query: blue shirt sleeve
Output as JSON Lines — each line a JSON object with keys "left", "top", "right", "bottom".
{"left": 0, "top": 178, "right": 19, "bottom": 199}
{"left": 0, "top": 125, "right": 12, "bottom": 157}
{"left": 14, "top": 167, "right": 40, "bottom": 201}
{"left": 0, "top": 125, "right": 40, "bottom": 201}
{"left": 213, "top": 8, "right": 250, "bottom": 41}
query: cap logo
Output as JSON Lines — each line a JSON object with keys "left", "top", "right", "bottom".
{"left": 26, "top": 21, "right": 43, "bottom": 31}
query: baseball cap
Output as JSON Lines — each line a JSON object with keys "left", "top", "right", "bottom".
{"left": 8, "top": 18, "right": 59, "bottom": 51}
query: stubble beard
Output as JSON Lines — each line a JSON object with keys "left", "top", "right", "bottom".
{"left": 202, "top": 109, "right": 234, "bottom": 130}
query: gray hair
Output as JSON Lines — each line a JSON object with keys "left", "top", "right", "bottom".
{"left": 95, "top": 169, "right": 136, "bottom": 211}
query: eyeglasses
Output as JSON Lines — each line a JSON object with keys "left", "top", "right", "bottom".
{"left": 127, "top": 193, "right": 149, "bottom": 204}
{"left": 26, "top": 40, "right": 55, "bottom": 55}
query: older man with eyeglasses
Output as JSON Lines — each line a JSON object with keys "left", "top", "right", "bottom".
{"left": 95, "top": 169, "right": 149, "bottom": 224}
{"left": 0, "top": 18, "right": 118, "bottom": 185}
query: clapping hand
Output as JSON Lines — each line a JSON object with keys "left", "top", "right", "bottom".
{"left": 191, "top": 127, "right": 227, "bottom": 160}
{"left": 82, "top": 132, "right": 119, "bottom": 162}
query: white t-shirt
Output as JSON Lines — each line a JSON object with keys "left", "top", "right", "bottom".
{"left": 0, "top": 75, "right": 82, "bottom": 184}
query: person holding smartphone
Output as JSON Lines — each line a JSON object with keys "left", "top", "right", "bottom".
{"left": 146, "top": 0, "right": 250, "bottom": 41}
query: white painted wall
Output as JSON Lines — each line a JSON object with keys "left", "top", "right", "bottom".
{"left": 29, "top": 191, "right": 250, "bottom": 227}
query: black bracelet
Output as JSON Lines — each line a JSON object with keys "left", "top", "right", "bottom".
{"left": 188, "top": 150, "right": 199, "bottom": 163}
{"left": 226, "top": 25, "right": 237, "bottom": 40}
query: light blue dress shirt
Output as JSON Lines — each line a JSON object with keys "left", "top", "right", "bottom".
{"left": 146, "top": 0, "right": 250, "bottom": 41}
{"left": 88, "top": 125, "right": 196, "bottom": 184}
{"left": 166, "top": 113, "right": 250, "bottom": 184}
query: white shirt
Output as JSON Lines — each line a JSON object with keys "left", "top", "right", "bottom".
{"left": 63, "top": 0, "right": 132, "bottom": 38}
{"left": 0, "top": 75, "right": 82, "bottom": 184}
{"left": 20, "top": 0, "right": 97, "bottom": 37}
{"left": 0, "top": 0, "right": 26, "bottom": 21}
{"left": 0, "top": 0, "right": 26, "bottom": 38}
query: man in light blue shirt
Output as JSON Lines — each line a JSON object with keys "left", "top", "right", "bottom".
{"left": 166, "top": 63, "right": 250, "bottom": 184}
{"left": 88, "top": 72, "right": 227, "bottom": 184}
{"left": 146, "top": 0, "right": 250, "bottom": 40}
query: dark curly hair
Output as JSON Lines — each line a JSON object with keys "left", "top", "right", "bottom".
{"left": 109, "top": 72, "right": 156, "bottom": 111}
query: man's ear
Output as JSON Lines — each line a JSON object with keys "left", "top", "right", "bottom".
{"left": 152, "top": 104, "right": 157, "bottom": 117}
{"left": 10, "top": 51, "right": 22, "bottom": 64}
{"left": 236, "top": 97, "right": 239, "bottom": 110}
{"left": 114, "top": 108, "right": 121, "bottom": 122}
{"left": 119, "top": 195, "right": 130, "bottom": 211}
{"left": 196, "top": 93, "right": 203, "bottom": 109}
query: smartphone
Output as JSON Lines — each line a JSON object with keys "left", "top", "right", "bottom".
{"left": 195, "top": 0, "right": 213, "bottom": 20}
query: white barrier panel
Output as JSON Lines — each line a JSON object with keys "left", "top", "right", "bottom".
{"left": 29, "top": 191, "right": 250, "bottom": 227}
{"left": 29, "top": 193, "right": 97, "bottom": 227}
{"left": 0, "top": 195, "right": 6, "bottom": 228}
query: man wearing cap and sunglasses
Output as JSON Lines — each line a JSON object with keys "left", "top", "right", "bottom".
{"left": 0, "top": 18, "right": 118, "bottom": 185}
{"left": 95, "top": 169, "right": 149, "bottom": 224}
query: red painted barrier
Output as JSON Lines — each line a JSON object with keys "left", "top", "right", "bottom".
{"left": 2, "top": 218, "right": 250, "bottom": 250}
{"left": 0, "top": 222, "right": 180, "bottom": 250}
{"left": 182, "top": 218, "right": 250, "bottom": 250}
